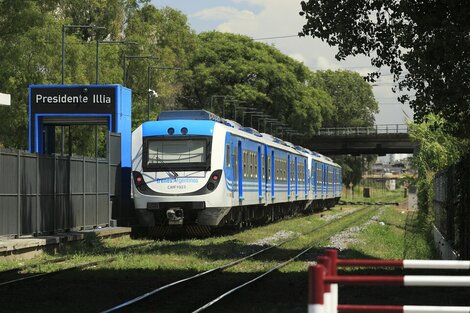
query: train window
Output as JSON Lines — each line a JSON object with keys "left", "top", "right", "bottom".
{"left": 291, "top": 161, "right": 294, "bottom": 183}
{"left": 243, "top": 151, "right": 247, "bottom": 178}
{"left": 268, "top": 156, "right": 271, "bottom": 180}
{"left": 254, "top": 153, "right": 258, "bottom": 178}
{"left": 276, "top": 159, "right": 280, "bottom": 181}
{"left": 234, "top": 147, "right": 238, "bottom": 180}
{"left": 226, "top": 145, "right": 230, "bottom": 167}
{"left": 144, "top": 137, "right": 210, "bottom": 171}
{"left": 262, "top": 155, "right": 265, "bottom": 179}
{"left": 283, "top": 160, "right": 286, "bottom": 181}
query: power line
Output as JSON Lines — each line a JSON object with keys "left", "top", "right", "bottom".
{"left": 253, "top": 35, "right": 301, "bottom": 40}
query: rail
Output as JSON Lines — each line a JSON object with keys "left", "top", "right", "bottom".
{"left": 308, "top": 249, "right": 470, "bottom": 313}
{"left": 315, "top": 124, "right": 408, "bottom": 137}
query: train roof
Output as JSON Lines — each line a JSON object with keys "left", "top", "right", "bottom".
{"left": 157, "top": 110, "right": 224, "bottom": 123}
{"left": 155, "top": 110, "right": 340, "bottom": 167}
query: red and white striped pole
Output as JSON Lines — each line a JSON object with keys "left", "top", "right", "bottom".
{"left": 317, "top": 256, "right": 332, "bottom": 313}
{"left": 325, "top": 249, "right": 338, "bottom": 313}
{"left": 336, "top": 259, "right": 470, "bottom": 270}
{"left": 308, "top": 264, "right": 326, "bottom": 313}
{"left": 338, "top": 304, "right": 470, "bottom": 313}
{"left": 324, "top": 275, "right": 470, "bottom": 286}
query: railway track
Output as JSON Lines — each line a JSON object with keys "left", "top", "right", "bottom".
{"left": 100, "top": 205, "right": 379, "bottom": 313}
{"left": 0, "top": 241, "right": 155, "bottom": 288}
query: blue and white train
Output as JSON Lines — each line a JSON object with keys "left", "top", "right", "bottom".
{"left": 131, "top": 110, "right": 341, "bottom": 233}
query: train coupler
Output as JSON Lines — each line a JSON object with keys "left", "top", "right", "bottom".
{"left": 166, "top": 208, "right": 184, "bottom": 225}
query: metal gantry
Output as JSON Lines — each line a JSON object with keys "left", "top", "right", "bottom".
{"left": 95, "top": 40, "right": 137, "bottom": 84}
{"left": 122, "top": 55, "right": 159, "bottom": 87}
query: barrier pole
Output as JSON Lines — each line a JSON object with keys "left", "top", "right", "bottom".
{"left": 325, "top": 249, "right": 338, "bottom": 313}
{"left": 324, "top": 275, "right": 470, "bottom": 287}
{"left": 336, "top": 259, "right": 470, "bottom": 270}
{"left": 338, "top": 304, "right": 470, "bottom": 313}
{"left": 308, "top": 264, "right": 325, "bottom": 313}
{"left": 317, "top": 257, "right": 332, "bottom": 313}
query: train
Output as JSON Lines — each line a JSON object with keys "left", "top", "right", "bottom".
{"left": 131, "top": 110, "right": 342, "bottom": 235}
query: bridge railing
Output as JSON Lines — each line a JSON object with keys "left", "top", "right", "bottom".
{"left": 315, "top": 124, "right": 408, "bottom": 136}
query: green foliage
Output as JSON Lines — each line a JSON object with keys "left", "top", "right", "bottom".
{"left": 123, "top": 4, "right": 197, "bottom": 128}
{"left": 310, "top": 70, "right": 379, "bottom": 127}
{"left": 409, "top": 114, "right": 470, "bottom": 212}
{"left": 181, "top": 31, "right": 335, "bottom": 137}
{"left": 0, "top": 1, "right": 381, "bottom": 153}
{"left": 300, "top": 0, "right": 470, "bottom": 138}
{"left": 0, "top": 1, "right": 196, "bottom": 149}
{"left": 409, "top": 114, "right": 468, "bottom": 174}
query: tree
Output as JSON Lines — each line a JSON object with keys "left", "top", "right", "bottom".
{"left": 0, "top": 1, "right": 196, "bottom": 148}
{"left": 310, "top": 70, "right": 378, "bottom": 127}
{"left": 299, "top": 0, "right": 470, "bottom": 137}
{"left": 181, "top": 31, "right": 334, "bottom": 137}
{"left": 123, "top": 4, "right": 197, "bottom": 127}
{"left": 409, "top": 114, "right": 470, "bottom": 211}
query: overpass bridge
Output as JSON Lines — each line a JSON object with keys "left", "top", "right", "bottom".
{"left": 305, "top": 124, "right": 416, "bottom": 155}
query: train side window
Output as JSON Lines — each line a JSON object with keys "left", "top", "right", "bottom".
{"left": 262, "top": 155, "right": 265, "bottom": 179}
{"left": 276, "top": 159, "right": 279, "bottom": 181}
{"left": 234, "top": 147, "right": 238, "bottom": 180}
{"left": 243, "top": 151, "right": 247, "bottom": 178}
{"left": 291, "top": 160, "right": 294, "bottom": 183}
{"left": 252, "top": 152, "right": 255, "bottom": 178}
{"left": 268, "top": 156, "right": 271, "bottom": 180}
{"left": 226, "top": 145, "right": 230, "bottom": 167}
{"left": 254, "top": 153, "right": 258, "bottom": 178}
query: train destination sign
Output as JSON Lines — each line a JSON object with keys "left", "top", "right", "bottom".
{"left": 30, "top": 85, "right": 116, "bottom": 114}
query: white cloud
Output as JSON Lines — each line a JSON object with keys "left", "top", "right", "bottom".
{"left": 191, "top": 6, "right": 255, "bottom": 21}
{"left": 288, "top": 53, "right": 307, "bottom": 64}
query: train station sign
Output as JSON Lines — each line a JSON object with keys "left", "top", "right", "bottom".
{"left": 30, "top": 85, "right": 116, "bottom": 114}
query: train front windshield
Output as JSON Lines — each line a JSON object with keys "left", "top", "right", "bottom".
{"left": 143, "top": 137, "right": 211, "bottom": 172}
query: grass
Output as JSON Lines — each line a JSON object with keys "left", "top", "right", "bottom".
{"left": 343, "top": 205, "right": 436, "bottom": 260}
{"left": 0, "top": 188, "right": 441, "bottom": 313}
{"left": 0, "top": 189, "right": 431, "bottom": 274}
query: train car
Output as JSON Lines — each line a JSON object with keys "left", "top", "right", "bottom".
{"left": 131, "top": 110, "right": 341, "bottom": 235}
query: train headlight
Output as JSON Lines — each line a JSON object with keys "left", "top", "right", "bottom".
{"left": 206, "top": 182, "right": 215, "bottom": 191}
{"left": 167, "top": 127, "right": 175, "bottom": 135}
{"left": 206, "top": 170, "right": 222, "bottom": 192}
{"left": 181, "top": 127, "right": 188, "bottom": 135}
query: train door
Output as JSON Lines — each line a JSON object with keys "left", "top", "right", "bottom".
{"left": 325, "top": 164, "right": 329, "bottom": 197}
{"left": 230, "top": 141, "right": 236, "bottom": 198}
{"left": 294, "top": 156, "right": 298, "bottom": 198}
{"left": 332, "top": 167, "right": 336, "bottom": 196}
{"left": 271, "top": 150, "right": 275, "bottom": 199}
{"left": 238, "top": 141, "right": 243, "bottom": 201}
{"left": 287, "top": 155, "right": 291, "bottom": 199}
{"left": 304, "top": 159, "right": 308, "bottom": 197}
{"left": 264, "top": 145, "right": 269, "bottom": 200}
{"left": 257, "top": 146, "right": 262, "bottom": 200}
{"left": 313, "top": 161, "right": 317, "bottom": 198}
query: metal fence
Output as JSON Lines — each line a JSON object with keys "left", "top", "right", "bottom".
{"left": 0, "top": 132, "right": 121, "bottom": 238}
{"left": 315, "top": 124, "right": 408, "bottom": 136}
{"left": 433, "top": 154, "right": 470, "bottom": 259}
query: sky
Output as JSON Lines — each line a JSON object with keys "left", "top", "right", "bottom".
{"left": 151, "top": 0, "right": 414, "bottom": 126}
